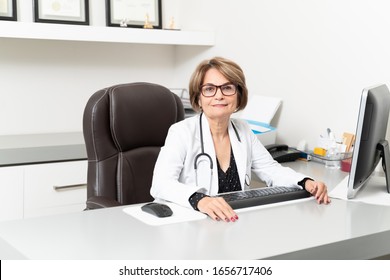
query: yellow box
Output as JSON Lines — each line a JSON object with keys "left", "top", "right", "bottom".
{"left": 313, "top": 147, "right": 327, "bottom": 156}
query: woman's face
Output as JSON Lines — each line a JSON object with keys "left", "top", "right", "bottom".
{"left": 199, "top": 68, "right": 238, "bottom": 121}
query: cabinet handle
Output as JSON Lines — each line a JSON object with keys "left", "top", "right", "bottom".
{"left": 53, "top": 183, "right": 86, "bottom": 191}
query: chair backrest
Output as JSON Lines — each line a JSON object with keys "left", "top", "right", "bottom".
{"left": 83, "top": 82, "right": 184, "bottom": 205}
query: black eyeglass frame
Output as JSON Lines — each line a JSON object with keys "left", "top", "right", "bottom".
{"left": 200, "top": 83, "right": 238, "bottom": 97}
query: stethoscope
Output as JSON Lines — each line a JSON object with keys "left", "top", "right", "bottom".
{"left": 194, "top": 113, "right": 250, "bottom": 188}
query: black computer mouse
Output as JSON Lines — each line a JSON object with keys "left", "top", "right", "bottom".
{"left": 141, "top": 202, "right": 173, "bottom": 218}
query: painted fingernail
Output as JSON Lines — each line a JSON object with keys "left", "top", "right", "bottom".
{"left": 231, "top": 217, "right": 235, "bottom": 222}
{"left": 225, "top": 218, "right": 230, "bottom": 222}
{"left": 235, "top": 215, "right": 239, "bottom": 220}
{"left": 215, "top": 217, "right": 220, "bottom": 221}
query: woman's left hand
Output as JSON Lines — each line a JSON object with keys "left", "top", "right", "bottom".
{"left": 305, "top": 180, "right": 331, "bottom": 204}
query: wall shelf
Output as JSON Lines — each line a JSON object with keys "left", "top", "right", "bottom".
{"left": 0, "top": 21, "right": 214, "bottom": 46}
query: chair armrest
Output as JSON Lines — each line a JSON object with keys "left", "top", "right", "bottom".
{"left": 86, "top": 196, "right": 122, "bottom": 210}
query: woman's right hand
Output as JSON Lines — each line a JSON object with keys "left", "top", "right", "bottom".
{"left": 197, "top": 196, "right": 238, "bottom": 222}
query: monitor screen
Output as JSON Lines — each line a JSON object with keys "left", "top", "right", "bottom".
{"left": 347, "top": 84, "right": 390, "bottom": 199}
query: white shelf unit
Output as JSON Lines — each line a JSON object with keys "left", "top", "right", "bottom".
{"left": 0, "top": 21, "right": 215, "bottom": 46}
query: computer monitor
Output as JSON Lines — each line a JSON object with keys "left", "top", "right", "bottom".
{"left": 347, "top": 84, "right": 390, "bottom": 199}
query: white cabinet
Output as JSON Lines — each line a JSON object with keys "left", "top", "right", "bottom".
{"left": 24, "top": 161, "right": 87, "bottom": 219}
{"left": 0, "top": 167, "right": 24, "bottom": 221}
{"left": 0, "top": 160, "right": 87, "bottom": 221}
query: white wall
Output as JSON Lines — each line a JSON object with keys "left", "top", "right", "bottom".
{"left": 174, "top": 0, "right": 390, "bottom": 149}
{"left": 0, "top": 39, "right": 176, "bottom": 134}
{"left": 2, "top": 0, "right": 390, "bottom": 150}
{"left": 0, "top": 1, "right": 178, "bottom": 135}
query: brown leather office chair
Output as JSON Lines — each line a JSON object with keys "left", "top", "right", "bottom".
{"left": 83, "top": 82, "right": 184, "bottom": 209}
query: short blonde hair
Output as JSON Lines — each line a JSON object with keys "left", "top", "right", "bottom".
{"left": 189, "top": 57, "right": 248, "bottom": 112}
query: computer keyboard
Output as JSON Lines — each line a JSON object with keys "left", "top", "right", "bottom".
{"left": 216, "top": 186, "right": 311, "bottom": 209}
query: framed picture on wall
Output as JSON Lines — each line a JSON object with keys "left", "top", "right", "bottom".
{"left": 0, "top": 0, "right": 17, "bottom": 21}
{"left": 33, "top": 0, "right": 89, "bottom": 25}
{"left": 106, "top": 0, "right": 162, "bottom": 29}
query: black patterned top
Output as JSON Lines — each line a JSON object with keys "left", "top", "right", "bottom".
{"left": 217, "top": 148, "right": 242, "bottom": 194}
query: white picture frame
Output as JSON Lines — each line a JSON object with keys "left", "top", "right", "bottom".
{"left": 33, "top": 0, "right": 89, "bottom": 25}
{"left": 0, "top": 0, "right": 17, "bottom": 21}
{"left": 106, "top": 0, "right": 162, "bottom": 29}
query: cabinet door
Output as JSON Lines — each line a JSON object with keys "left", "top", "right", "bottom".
{"left": 24, "top": 161, "right": 87, "bottom": 218}
{"left": 0, "top": 166, "right": 24, "bottom": 221}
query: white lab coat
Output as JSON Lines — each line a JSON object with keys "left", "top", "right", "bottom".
{"left": 151, "top": 114, "right": 306, "bottom": 208}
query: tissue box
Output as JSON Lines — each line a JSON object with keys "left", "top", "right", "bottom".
{"left": 245, "top": 119, "right": 276, "bottom": 146}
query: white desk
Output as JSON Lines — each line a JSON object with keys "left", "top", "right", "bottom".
{"left": 1, "top": 161, "right": 390, "bottom": 260}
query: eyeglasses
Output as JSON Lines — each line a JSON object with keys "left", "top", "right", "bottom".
{"left": 200, "top": 83, "right": 237, "bottom": 97}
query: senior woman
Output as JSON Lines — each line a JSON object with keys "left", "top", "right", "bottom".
{"left": 151, "top": 57, "right": 330, "bottom": 222}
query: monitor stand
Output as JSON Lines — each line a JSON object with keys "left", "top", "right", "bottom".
{"left": 377, "top": 140, "right": 390, "bottom": 194}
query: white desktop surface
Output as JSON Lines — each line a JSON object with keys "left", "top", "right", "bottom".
{"left": 330, "top": 174, "right": 390, "bottom": 206}
{"left": 1, "top": 161, "right": 390, "bottom": 260}
{"left": 123, "top": 202, "right": 207, "bottom": 226}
